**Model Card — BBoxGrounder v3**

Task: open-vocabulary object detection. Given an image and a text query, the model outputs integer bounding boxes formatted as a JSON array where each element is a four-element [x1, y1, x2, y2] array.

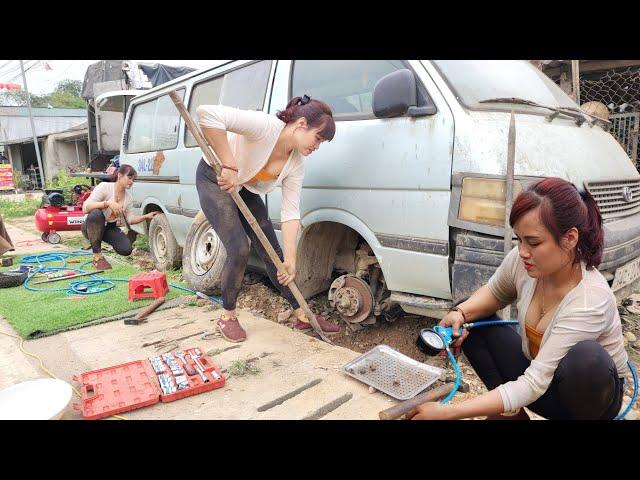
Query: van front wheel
[[181, 211, 226, 295], [149, 212, 182, 271]]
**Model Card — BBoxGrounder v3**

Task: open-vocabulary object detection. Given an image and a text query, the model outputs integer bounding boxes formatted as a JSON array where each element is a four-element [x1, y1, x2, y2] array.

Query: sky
[[0, 60, 226, 95]]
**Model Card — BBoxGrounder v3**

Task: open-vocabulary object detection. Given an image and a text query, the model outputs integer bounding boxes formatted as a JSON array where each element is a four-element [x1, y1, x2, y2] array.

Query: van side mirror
[[373, 69, 437, 118]]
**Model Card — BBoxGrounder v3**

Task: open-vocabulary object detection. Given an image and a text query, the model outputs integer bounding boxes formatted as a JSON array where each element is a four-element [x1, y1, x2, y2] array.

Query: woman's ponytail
[[577, 188, 604, 269]]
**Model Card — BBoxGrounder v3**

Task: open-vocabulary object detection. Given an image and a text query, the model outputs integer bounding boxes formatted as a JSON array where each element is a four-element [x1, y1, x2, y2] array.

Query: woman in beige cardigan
[[195, 96, 339, 342], [408, 178, 630, 420]]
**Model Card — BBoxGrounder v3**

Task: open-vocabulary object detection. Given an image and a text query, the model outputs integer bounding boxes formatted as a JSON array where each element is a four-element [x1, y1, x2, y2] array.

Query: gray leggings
[[195, 159, 299, 311], [81, 209, 133, 256]]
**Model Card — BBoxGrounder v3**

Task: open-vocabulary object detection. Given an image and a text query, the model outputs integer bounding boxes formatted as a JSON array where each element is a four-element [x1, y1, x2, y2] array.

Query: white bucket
[[0, 378, 73, 420]]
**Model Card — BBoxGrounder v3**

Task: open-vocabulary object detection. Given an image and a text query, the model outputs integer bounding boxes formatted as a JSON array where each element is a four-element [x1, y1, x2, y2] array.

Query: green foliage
[[227, 359, 261, 377], [46, 169, 80, 202], [0, 197, 40, 218], [12, 167, 26, 191], [0, 79, 85, 109], [133, 234, 150, 252]]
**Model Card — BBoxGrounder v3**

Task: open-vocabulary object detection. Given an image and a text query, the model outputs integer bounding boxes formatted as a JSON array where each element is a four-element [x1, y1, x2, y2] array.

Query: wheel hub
[[191, 222, 222, 276], [328, 274, 374, 323]]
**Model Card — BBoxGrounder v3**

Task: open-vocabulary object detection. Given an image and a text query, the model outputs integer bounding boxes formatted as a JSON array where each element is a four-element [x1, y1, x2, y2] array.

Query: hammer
[[124, 297, 165, 325], [378, 380, 470, 420]]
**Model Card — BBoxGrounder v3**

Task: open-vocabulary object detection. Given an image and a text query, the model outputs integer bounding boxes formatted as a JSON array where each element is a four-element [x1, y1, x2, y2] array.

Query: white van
[[118, 60, 640, 326]]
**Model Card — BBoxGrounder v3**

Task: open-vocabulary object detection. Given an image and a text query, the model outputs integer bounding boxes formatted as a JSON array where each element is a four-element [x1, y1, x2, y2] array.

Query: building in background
[[0, 106, 87, 189]]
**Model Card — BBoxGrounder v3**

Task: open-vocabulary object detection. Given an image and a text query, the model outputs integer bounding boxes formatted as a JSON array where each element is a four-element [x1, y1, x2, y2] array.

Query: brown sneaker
[[485, 408, 530, 420], [93, 255, 112, 270], [216, 316, 247, 343], [294, 314, 341, 334]]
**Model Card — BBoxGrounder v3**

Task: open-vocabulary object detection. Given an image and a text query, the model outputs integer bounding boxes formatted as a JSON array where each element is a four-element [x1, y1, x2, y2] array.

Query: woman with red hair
[[408, 177, 630, 420]]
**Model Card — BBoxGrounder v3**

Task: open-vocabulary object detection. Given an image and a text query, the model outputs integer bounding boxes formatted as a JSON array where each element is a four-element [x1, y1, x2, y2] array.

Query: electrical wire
[[2, 250, 224, 419], [0, 329, 126, 420], [6, 61, 43, 84]]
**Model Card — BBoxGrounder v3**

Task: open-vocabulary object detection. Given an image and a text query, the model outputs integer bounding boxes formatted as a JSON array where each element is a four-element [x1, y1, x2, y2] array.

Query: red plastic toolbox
[[73, 347, 225, 420]]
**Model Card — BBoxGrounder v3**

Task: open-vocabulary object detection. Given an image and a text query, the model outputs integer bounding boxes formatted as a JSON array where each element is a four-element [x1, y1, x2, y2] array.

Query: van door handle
[[408, 105, 437, 117]]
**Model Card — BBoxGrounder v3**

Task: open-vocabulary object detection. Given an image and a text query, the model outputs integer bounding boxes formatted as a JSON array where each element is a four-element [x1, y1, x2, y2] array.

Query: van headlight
[[458, 177, 522, 226]]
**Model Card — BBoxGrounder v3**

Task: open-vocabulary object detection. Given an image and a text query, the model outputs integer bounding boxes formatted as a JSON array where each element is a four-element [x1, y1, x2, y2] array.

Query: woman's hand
[[406, 401, 451, 420], [277, 259, 296, 286], [217, 168, 238, 192], [438, 309, 469, 348], [144, 211, 159, 221], [108, 200, 123, 217]]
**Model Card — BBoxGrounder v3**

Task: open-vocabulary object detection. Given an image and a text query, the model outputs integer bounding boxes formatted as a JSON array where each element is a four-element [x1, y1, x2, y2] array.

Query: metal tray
[[343, 345, 444, 400]]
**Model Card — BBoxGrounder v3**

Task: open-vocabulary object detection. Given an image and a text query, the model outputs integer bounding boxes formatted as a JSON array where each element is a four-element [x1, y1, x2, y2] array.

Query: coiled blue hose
[[19, 251, 223, 304]]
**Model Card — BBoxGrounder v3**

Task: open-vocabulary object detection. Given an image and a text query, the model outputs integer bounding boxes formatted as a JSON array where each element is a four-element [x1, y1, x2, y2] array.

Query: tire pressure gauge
[[417, 328, 446, 356]]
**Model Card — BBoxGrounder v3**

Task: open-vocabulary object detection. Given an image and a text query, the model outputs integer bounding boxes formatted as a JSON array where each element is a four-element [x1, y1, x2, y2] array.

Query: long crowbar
[[168, 91, 331, 343]]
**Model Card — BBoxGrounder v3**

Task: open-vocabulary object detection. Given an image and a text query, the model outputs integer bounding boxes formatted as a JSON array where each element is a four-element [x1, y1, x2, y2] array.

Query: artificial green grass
[[0, 253, 190, 338]]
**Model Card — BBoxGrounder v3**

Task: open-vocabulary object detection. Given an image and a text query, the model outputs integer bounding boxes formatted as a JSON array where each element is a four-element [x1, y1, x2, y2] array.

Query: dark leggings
[[195, 159, 299, 311], [461, 315, 624, 419], [81, 209, 133, 256]]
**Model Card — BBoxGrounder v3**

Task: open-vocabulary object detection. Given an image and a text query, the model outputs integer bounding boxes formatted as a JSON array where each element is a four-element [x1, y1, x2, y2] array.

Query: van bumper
[[452, 213, 640, 303]]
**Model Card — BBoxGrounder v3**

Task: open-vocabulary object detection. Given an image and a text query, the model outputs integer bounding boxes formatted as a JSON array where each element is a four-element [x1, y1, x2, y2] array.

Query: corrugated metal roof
[[0, 107, 86, 117], [0, 114, 86, 144]]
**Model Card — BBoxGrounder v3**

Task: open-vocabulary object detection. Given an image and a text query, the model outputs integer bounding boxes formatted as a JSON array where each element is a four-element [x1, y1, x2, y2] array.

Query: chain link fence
[[578, 66, 639, 166], [550, 65, 640, 166], [579, 67, 640, 113], [610, 112, 639, 165]]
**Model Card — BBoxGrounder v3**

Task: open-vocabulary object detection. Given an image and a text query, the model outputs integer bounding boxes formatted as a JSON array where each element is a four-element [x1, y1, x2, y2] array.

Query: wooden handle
[[378, 383, 456, 420], [168, 91, 330, 343], [134, 297, 165, 320]]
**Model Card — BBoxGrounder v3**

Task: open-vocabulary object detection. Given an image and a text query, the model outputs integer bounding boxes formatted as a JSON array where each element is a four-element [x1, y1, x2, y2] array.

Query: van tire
[[149, 213, 182, 271], [181, 211, 226, 296]]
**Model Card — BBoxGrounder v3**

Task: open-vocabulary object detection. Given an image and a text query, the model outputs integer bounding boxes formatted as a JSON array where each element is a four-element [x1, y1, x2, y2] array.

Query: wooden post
[[502, 111, 516, 320], [571, 60, 581, 105], [167, 91, 331, 343], [378, 383, 456, 420]]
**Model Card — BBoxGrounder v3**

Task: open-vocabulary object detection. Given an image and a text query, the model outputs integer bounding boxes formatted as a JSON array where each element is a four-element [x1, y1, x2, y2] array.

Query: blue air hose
[[434, 319, 638, 420], [615, 360, 638, 420], [19, 251, 223, 304]]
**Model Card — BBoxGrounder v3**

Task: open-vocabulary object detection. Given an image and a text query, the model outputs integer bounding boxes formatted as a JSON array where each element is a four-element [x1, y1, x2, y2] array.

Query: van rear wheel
[[149, 212, 182, 271], [181, 211, 226, 295]]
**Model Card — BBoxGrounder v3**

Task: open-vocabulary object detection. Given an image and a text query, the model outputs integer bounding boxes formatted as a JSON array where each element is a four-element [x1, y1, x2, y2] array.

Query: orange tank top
[[525, 323, 544, 359], [246, 167, 278, 184]]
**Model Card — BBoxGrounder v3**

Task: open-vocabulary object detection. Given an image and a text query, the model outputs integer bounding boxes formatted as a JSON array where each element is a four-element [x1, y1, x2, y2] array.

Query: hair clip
[[299, 94, 311, 105]]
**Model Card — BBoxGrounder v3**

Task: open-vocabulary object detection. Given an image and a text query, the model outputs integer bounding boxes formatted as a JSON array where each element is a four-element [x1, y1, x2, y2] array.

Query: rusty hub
[[328, 274, 374, 323]]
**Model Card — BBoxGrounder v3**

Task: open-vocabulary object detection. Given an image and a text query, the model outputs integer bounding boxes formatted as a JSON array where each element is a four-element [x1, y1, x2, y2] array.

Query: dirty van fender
[[181, 211, 226, 295], [297, 210, 386, 298]]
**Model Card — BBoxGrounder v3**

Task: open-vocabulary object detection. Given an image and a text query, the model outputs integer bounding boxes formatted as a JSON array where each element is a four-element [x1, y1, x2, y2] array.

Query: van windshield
[[432, 60, 578, 110]]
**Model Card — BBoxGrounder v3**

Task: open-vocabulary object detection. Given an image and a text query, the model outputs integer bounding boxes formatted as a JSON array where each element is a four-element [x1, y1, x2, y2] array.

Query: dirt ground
[[164, 262, 640, 419], [3, 216, 639, 419]]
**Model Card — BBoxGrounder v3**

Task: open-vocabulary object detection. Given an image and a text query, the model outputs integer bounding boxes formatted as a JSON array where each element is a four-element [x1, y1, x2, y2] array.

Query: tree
[[0, 79, 85, 108]]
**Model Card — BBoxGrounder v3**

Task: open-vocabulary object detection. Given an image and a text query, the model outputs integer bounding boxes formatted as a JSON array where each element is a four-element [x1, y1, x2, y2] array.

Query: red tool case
[[72, 347, 225, 420]]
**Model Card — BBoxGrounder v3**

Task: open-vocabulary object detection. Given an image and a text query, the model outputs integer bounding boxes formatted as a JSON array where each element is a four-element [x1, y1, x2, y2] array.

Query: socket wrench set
[[72, 346, 225, 420]]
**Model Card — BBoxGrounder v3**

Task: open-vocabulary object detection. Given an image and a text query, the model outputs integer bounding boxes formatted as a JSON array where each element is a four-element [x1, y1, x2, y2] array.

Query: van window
[[126, 90, 184, 153], [433, 60, 577, 110], [291, 60, 407, 117], [185, 60, 272, 147]]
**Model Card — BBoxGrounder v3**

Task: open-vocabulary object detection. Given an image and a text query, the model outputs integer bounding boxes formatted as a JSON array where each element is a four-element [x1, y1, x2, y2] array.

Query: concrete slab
[[0, 304, 398, 420], [2, 221, 72, 255]]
